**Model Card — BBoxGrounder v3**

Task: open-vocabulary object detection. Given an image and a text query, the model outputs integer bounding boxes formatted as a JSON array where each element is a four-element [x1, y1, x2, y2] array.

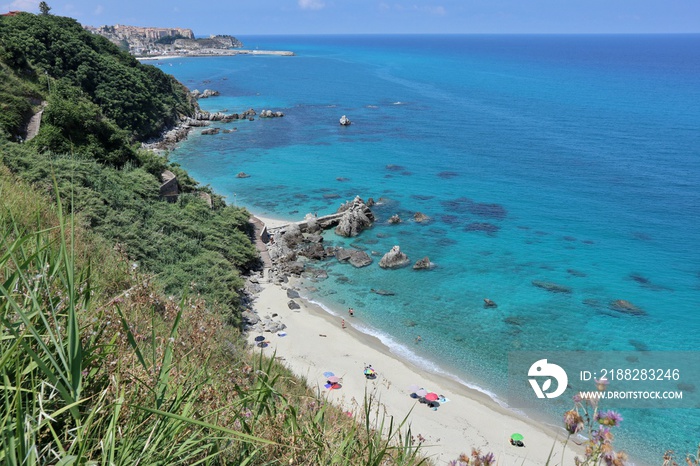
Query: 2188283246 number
[[599, 368, 680, 381]]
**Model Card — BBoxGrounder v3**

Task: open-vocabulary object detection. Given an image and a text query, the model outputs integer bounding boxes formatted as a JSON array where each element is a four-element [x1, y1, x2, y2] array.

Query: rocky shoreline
[[142, 95, 285, 152], [240, 195, 440, 335]]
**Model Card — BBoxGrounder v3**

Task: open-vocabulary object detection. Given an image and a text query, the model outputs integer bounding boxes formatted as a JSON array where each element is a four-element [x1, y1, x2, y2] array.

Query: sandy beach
[[247, 215, 586, 466]]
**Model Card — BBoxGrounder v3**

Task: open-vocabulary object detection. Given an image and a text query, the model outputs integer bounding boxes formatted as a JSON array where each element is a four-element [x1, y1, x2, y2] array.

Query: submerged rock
[[609, 299, 646, 316], [371, 288, 395, 296], [483, 298, 498, 308], [531, 280, 572, 294]]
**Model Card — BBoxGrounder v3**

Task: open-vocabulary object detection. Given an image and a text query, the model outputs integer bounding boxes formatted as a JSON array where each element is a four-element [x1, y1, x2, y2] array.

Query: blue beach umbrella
[[323, 371, 335, 378]]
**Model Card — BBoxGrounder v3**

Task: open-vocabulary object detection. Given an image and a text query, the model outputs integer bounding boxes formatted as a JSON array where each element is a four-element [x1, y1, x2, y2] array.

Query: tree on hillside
[[39, 2, 51, 15]]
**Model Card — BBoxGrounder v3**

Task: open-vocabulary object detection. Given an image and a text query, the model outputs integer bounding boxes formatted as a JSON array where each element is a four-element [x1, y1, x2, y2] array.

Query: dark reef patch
[[439, 214, 463, 225], [428, 227, 447, 235], [438, 237, 458, 247], [385, 164, 406, 172], [632, 232, 652, 241], [411, 194, 435, 201], [441, 197, 507, 219], [465, 222, 500, 235], [437, 171, 459, 179]]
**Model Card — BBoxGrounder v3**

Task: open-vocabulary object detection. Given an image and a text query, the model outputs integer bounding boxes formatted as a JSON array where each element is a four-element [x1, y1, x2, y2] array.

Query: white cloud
[[298, 0, 325, 10], [390, 3, 446, 16], [94, 4, 104, 15], [1, 0, 39, 12]]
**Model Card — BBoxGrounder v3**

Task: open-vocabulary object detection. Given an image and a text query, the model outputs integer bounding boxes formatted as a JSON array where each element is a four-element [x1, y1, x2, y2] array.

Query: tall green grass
[[0, 175, 429, 465]]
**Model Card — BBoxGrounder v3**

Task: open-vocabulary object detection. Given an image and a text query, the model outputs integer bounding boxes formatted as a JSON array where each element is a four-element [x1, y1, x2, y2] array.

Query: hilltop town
[[84, 24, 244, 56]]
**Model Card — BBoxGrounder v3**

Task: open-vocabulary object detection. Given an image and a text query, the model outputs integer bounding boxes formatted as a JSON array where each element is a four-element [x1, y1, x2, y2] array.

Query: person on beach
[[341, 318, 346, 329]]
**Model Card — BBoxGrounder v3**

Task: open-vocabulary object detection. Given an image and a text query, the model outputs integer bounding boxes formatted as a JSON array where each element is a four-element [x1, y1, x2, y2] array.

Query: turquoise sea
[[162, 35, 700, 462]]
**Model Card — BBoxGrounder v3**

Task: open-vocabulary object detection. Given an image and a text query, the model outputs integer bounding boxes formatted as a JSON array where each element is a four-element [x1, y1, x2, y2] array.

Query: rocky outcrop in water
[[260, 109, 285, 118], [339, 115, 351, 126], [413, 256, 433, 270], [335, 196, 375, 237], [414, 212, 430, 223], [191, 89, 220, 99], [388, 214, 401, 224], [335, 248, 373, 268], [379, 245, 410, 269]]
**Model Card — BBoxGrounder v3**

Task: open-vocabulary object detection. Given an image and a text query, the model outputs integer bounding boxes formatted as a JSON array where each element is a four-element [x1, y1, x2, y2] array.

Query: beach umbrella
[[328, 375, 341, 383], [425, 392, 439, 401], [511, 433, 524, 442], [323, 371, 335, 378], [254, 336, 265, 342], [407, 384, 421, 393], [416, 389, 428, 397]]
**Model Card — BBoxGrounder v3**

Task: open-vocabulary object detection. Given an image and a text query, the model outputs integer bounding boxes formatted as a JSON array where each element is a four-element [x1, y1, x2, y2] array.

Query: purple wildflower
[[596, 410, 623, 427]]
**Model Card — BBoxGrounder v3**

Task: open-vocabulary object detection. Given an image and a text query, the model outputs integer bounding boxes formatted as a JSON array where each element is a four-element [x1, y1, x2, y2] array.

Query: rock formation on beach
[[379, 246, 410, 269]]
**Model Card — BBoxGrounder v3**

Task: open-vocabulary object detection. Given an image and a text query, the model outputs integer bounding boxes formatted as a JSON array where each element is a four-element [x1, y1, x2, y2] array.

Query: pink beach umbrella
[[415, 389, 428, 397], [327, 375, 341, 384], [425, 392, 439, 401]]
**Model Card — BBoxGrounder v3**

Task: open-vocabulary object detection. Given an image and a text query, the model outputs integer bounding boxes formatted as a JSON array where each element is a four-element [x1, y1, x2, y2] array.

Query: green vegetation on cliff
[[0, 12, 257, 321], [0, 11, 196, 156]]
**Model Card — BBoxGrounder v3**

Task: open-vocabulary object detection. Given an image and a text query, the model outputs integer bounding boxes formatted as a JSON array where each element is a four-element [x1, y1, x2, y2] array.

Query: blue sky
[[3, 0, 700, 35]]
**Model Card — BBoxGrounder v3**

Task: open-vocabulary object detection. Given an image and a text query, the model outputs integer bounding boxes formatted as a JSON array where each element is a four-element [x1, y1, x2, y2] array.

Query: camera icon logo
[[528, 359, 568, 399]]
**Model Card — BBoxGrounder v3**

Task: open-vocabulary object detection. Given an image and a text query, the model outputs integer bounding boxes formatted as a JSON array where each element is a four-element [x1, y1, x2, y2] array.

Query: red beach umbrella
[[425, 393, 439, 401]]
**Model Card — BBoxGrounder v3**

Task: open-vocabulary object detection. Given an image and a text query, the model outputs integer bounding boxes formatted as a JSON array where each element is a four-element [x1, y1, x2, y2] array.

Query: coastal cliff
[[84, 23, 243, 56]]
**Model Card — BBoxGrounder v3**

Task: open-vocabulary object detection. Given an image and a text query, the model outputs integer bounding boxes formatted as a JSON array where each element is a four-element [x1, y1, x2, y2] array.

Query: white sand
[[246, 214, 586, 465]]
